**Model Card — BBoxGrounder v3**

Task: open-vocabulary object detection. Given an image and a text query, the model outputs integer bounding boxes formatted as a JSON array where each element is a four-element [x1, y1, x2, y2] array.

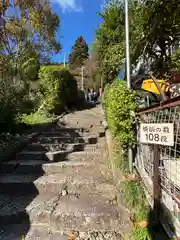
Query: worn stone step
[[1, 149, 107, 174], [63, 116, 102, 125], [44, 127, 84, 133], [0, 223, 124, 240], [0, 168, 111, 196], [25, 142, 100, 152], [65, 150, 107, 163], [15, 148, 105, 163], [36, 135, 98, 144], [25, 225, 124, 240], [17, 141, 106, 162], [0, 160, 94, 174], [16, 151, 48, 161], [0, 191, 131, 234], [41, 131, 84, 138], [41, 130, 105, 138], [0, 223, 70, 240]]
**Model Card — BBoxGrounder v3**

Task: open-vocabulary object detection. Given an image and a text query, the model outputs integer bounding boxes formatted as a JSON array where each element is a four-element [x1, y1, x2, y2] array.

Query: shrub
[[103, 80, 137, 151], [39, 67, 78, 114], [21, 111, 52, 125], [58, 69, 78, 108], [76, 90, 85, 106], [0, 81, 23, 133], [0, 100, 17, 132], [39, 66, 63, 114]]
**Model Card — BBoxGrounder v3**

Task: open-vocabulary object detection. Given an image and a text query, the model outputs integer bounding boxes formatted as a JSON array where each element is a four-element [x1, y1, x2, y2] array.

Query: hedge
[[39, 67, 78, 114], [102, 80, 137, 151]]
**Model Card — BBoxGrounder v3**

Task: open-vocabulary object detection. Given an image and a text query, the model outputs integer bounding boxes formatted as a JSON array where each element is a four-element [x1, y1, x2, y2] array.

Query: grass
[[0, 111, 52, 152], [111, 140, 169, 240]]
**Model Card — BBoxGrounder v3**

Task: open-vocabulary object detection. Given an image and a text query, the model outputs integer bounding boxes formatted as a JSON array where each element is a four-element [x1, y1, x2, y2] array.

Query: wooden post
[[153, 144, 161, 226]]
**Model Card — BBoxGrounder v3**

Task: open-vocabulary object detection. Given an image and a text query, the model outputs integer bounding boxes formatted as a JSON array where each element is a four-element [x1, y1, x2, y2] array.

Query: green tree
[[138, 0, 180, 76], [0, 0, 61, 131], [94, 0, 180, 80], [69, 36, 89, 68]]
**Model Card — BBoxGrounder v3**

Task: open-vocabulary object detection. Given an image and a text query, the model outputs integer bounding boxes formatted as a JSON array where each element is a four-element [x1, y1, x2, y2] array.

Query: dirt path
[[0, 105, 132, 240]]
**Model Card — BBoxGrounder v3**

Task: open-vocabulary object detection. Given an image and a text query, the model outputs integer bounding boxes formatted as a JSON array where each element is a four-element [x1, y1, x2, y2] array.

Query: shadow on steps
[[0, 118, 94, 239]]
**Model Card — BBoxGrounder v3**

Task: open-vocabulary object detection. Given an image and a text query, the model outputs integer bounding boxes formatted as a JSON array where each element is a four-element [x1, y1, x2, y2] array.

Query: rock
[[61, 189, 68, 196], [79, 232, 85, 239]]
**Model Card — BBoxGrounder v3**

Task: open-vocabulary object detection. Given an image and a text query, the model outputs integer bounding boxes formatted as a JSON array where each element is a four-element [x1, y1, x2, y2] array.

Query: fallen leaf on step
[[126, 174, 140, 182], [68, 231, 79, 240], [134, 220, 148, 228], [68, 232, 75, 240]]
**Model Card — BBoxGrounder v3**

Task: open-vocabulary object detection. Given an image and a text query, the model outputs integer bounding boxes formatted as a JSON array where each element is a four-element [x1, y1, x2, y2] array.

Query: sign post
[[140, 123, 174, 226]]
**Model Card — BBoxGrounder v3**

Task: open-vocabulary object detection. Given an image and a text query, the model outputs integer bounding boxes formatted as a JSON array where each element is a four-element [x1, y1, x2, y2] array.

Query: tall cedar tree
[[69, 36, 89, 68]]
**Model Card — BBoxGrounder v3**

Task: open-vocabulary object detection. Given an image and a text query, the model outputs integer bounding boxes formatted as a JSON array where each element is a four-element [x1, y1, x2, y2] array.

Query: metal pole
[[125, 0, 131, 89], [153, 145, 161, 227], [125, 0, 133, 172]]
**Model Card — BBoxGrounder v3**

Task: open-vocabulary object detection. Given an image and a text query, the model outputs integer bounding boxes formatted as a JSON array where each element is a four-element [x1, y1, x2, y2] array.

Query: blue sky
[[51, 0, 104, 63]]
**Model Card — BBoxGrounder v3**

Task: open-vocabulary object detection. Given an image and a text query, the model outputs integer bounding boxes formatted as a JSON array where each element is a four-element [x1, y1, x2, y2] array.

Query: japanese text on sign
[[140, 123, 174, 146]]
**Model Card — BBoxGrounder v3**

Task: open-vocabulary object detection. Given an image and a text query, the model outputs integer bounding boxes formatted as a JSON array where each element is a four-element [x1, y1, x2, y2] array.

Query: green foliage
[[170, 49, 180, 74], [0, 79, 24, 133], [39, 67, 64, 114], [42, 64, 67, 70], [103, 80, 137, 150], [93, 2, 125, 83], [21, 111, 52, 125], [69, 36, 89, 68], [39, 67, 78, 114], [0, 1, 61, 132], [102, 43, 125, 83], [76, 90, 85, 106], [93, 0, 180, 81], [0, 101, 17, 132], [59, 69, 78, 108]]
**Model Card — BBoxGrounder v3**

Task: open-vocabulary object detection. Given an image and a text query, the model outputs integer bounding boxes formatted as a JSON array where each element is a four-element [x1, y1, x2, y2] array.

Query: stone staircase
[[0, 106, 132, 240]]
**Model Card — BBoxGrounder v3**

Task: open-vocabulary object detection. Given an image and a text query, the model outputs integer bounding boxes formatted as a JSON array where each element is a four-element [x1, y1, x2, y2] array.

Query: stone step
[[15, 149, 105, 163], [44, 127, 85, 133], [41, 130, 105, 138], [0, 168, 111, 196], [0, 160, 94, 174], [0, 191, 131, 234], [52, 126, 91, 133], [16, 151, 48, 161], [36, 135, 98, 144], [41, 130, 85, 138], [16, 141, 106, 162], [24, 224, 123, 240], [60, 122, 103, 131], [25, 142, 101, 152], [0, 223, 71, 240], [1, 150, 107, 174], [25, 143, 81, 152], [0, 223, 124, 240]]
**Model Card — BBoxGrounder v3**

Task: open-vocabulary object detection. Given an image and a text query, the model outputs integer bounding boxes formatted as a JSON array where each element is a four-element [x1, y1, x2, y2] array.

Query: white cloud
[[52, 0, 83, 12]]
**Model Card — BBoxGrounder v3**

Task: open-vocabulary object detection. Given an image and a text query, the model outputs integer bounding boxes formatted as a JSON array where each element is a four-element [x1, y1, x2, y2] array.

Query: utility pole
[[125, 0, 133, 172], [81, 66, 84, 91], [125, 0, 131, 89]]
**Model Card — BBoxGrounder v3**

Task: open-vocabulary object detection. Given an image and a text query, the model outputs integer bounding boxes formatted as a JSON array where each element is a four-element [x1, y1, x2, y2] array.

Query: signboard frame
[[140, 123, 174, 146]]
